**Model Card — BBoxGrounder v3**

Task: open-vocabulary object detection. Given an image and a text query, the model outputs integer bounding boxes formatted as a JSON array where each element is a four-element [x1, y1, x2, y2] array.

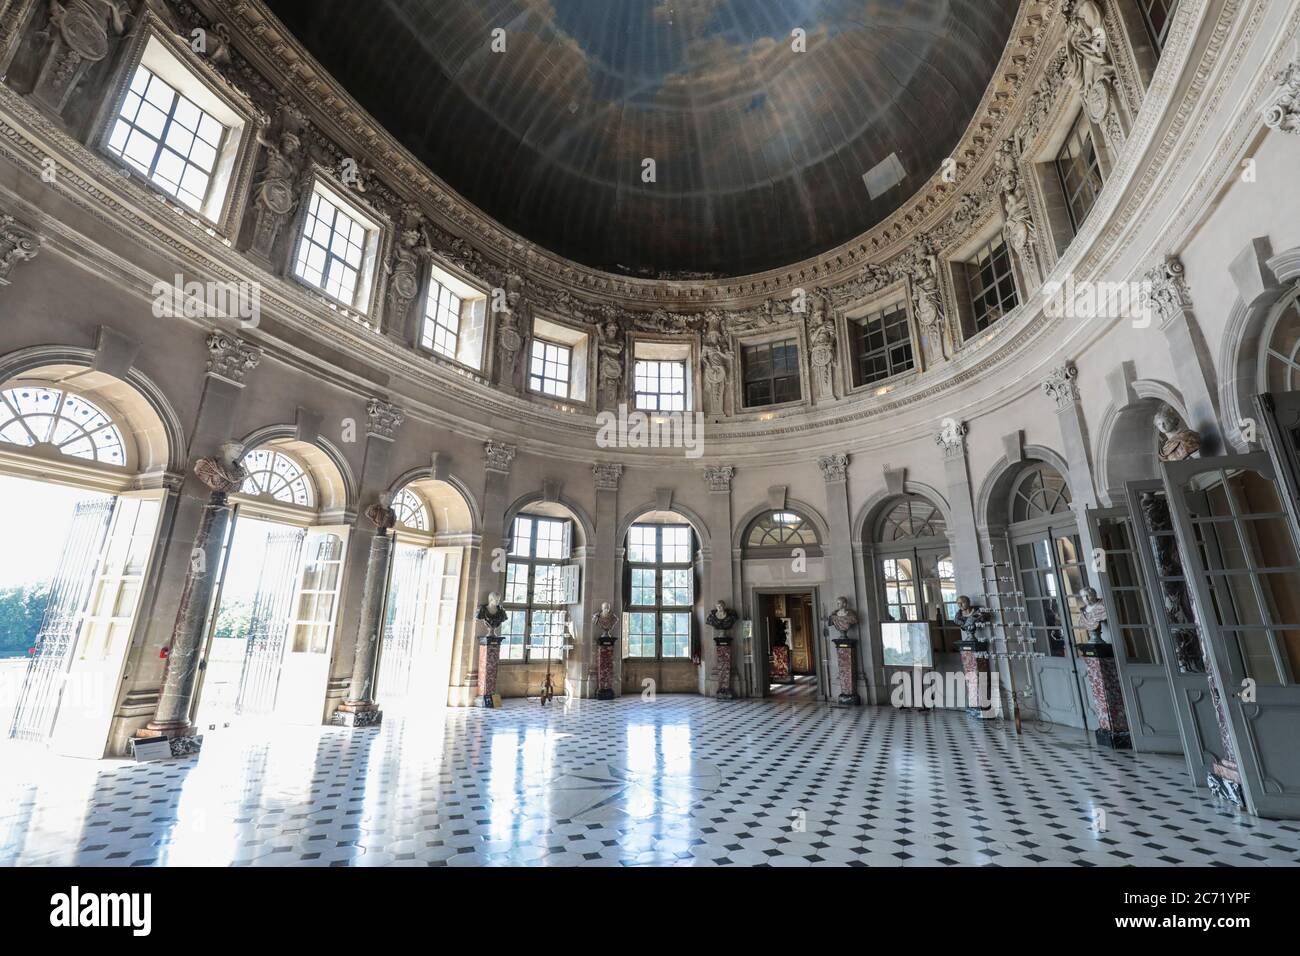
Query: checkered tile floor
[[2, 696, 1298, 866]]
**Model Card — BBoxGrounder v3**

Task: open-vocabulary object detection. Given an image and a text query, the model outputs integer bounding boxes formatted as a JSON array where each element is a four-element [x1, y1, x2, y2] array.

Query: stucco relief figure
[[592, 601, 620, 638], [1079, 587, 1108, 642], [700, 310, 732, 416], [1063, 0, 1118, 128], [44, 0, 128, 69], [808, 294, 836, 401], [994, 139, 1036, 259], [827, 596, 858, 635], [384, 225, 431, 336], [494, 274, 526, 386], [597, 316, 625, 407], [475, 592, 508, 637], [909, 247, 950, 366], [706, 600, 738, 633], [249, 125, 303, 259], [1154, 404, 1202, 462]]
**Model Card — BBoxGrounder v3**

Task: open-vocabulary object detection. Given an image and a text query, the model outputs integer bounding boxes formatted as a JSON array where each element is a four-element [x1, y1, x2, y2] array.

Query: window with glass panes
[[421, 277, 462, 359], [850, 304, 913, 387], [529, 339, 572, 398], [625, 524, 694, 659], [965, 235, 1019, 331], [293, 185, 371, 306], [107, 65, 226, 213], [1055, 112, 1105, 233], [634, 360, 687, 411], [501, 515, 573, 661], [742, 339, 801, 407], [875, 496, 959, 650], [1139, 0, 1177, 53]]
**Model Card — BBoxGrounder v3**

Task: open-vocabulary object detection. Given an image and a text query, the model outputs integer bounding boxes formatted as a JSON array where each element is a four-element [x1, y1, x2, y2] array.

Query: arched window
[[1261, 289, 1300, 394], [872, 495, 956, 642], [392, 487, 428, 531], [0, 385, 126, 466], [878, 496, 947, 541], [746, 511, 819, 550], [1010, 464, 1072, 523], [240, 448, 314, 506]]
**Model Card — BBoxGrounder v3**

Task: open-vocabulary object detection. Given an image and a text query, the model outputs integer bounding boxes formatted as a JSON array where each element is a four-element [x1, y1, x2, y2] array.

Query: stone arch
[[733, 497, 831, 555], [974, 444, 1073, 532], [1092, 380, 1187, 506], [236, 424, 356, 516], [387, 466, 482, 536], [851, 482, 952, 547], [0, 345, 185, 478], [503, 491, 595, 550], [617, 500, 711, 554]]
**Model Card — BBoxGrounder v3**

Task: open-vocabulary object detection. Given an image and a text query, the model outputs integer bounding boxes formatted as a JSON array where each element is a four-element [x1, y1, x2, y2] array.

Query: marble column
[[819, 453, 862, 705], [596, 633, 617, 700], [714, 634, 735, 700], [333, 498, 397, 728], [135, 445, 247, 755], [1079, 643, 1130, 749]]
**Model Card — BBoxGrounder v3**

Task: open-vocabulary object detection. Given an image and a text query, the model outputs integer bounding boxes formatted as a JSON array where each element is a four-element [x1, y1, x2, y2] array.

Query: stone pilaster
[[1079, 643, 1130, 749], [1143, 256, 1222, 449], [701, 465, 736, 697], [134, 444, 248, 755], [588, 463, 623, 698], [934, 420, 982, 595], [1040, 361, 1101, 563], [333, 498, 397, 727], [819, 453, 862, 705]]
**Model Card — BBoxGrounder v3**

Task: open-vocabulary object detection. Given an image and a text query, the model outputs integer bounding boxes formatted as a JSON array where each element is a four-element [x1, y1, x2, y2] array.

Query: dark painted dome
[[265, 0, 1019, 278]]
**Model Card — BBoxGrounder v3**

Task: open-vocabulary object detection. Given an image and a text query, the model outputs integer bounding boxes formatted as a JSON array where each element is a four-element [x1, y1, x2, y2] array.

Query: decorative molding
[[365, 398, 405, 441], [702, 465, 735, 493], [484, 440, 517, 475], [1143, 255, 1194, 328], [592, 462, 623, 492], [0, 211, 39, 285], [1041, 362, 1081, 410], [1263, 57, 1300, 134], [935, 421, 969, 460], [818, 453, 850, 483], [204, 331, 261, 386]]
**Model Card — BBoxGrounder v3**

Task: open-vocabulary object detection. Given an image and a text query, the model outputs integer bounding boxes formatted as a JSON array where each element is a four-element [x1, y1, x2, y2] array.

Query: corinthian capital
[[484, 440, 517, 474], [205, 332, 262, 386], [592, 463, 623, 491], [0, 214, 40, 286], [1142, 255, 1193, 328], [1264, 59, 1300, 135], [818, 453, 850, 483], [1041, 362, 1080, 411], [703, 465, 735, 493], [935, 420, 968, 459], [365, 399, 405, 441]]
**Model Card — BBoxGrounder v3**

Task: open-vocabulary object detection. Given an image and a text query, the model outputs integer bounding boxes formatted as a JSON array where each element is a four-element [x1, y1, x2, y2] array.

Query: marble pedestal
[[831, 636, 860, 705], [956, 638, 995, 719], [714, 636, 735, 700], [1079, 643, 1130, 749], [596, 634, 616, 700], [477, 635, 503, 708]]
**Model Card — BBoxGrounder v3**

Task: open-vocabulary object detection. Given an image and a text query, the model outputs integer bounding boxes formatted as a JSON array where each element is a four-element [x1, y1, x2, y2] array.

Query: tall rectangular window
[[529, 339, 572, 398], [293, 184, 373, 306], [421, 278, 462, 359], [742, 339, 801, 408], [107, 65, 226, 213], [501, 515, 574, 662], [634, 360, 686, 411], [965, 235, 1019, 332], [625, 524, 694, 660], [1139, 0, 1177, 54], [850, 304, 913, 387], [1055, 112, 1105, 233]]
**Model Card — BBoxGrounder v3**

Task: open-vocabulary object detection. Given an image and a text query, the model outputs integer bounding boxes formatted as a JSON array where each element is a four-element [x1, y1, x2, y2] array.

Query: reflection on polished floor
[[2, 697, 1298, 867]]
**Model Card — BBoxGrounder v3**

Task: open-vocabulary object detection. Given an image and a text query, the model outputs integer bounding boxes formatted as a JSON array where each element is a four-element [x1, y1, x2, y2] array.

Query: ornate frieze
[[818, 453, 850, 483], [1040, 361, 1081, 410], [1143, 255, 1193, 328], [365, 398, 404, 441], [484, 440, 517, 474], [702, 465, 735, 493], [592, 462, 623, 492], [205, 331, 261, 386], [1263, 58, 1300, 134], [0, 212, 39, 285]]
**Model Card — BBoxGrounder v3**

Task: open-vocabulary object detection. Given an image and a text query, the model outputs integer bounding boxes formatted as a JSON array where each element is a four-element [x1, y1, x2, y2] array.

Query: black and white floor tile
[[2, 696, 1297, 867]]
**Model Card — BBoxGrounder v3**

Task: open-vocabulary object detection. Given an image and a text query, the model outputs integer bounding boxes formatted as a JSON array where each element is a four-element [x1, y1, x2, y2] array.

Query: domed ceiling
[[265, 0, 1020, 279]]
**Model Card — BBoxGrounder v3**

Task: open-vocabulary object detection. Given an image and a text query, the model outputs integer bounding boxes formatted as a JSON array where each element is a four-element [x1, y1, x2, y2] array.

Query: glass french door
[[376, 542, 431, 708], [1010, 527, 1095, 731], [1162, 450, 1300, 818], [275, 526, 348, 725], [235, 527, 306, 716], [1085, 506, 1182, 753]]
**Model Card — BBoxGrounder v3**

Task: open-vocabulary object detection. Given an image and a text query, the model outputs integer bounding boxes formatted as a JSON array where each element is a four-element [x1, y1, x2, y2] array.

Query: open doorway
[[759, 591, 818, 701]]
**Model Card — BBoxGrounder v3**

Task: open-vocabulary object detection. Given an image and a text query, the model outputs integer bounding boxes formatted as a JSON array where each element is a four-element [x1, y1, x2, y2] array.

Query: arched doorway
[[620, 509, 700, 696], [373, 478, 473, 712], [999, 462, 1095, 732], [192, 438, 350, 731], [740, 507, 826, 700], [0, 368, 172, 757]]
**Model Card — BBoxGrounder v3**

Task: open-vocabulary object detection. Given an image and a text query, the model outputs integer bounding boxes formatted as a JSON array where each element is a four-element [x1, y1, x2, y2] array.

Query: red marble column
[[596, 635, 616, 700], [831, 637, 860, 705], [1079, 643, 1130, 749], [956, 639, 995, 719], [715, 637, 735, 700], [477, 637, 502, 708]]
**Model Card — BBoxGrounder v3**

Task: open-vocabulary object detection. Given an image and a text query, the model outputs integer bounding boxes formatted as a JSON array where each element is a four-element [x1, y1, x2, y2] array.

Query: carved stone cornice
[[1143, 255, 1193, 329], [205, 331, 261, 386], [484, 440, 517, 475], [1040, 362, 1081, 411], [818, 453, 850, 483], [703, 465, 735, 493], [592, 463, 623, 492], [935, 421, 969, 460], [365, 398, 404, 441], [1263, 58, 1300, 134], [0, 211, 39, 285]]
